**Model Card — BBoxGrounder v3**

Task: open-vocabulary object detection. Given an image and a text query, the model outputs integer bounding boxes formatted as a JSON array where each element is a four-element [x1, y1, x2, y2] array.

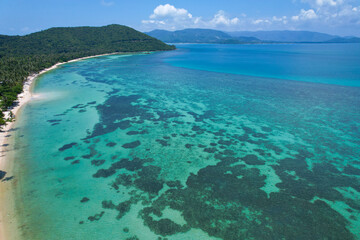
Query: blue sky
[[1, 0, 360, 36]]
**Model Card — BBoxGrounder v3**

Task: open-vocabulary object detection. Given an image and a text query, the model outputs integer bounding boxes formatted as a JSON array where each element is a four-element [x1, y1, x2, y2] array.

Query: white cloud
[[141, 20, 166, 25], [142, 4, 195, 30], [303, 0, 343, 7], [101, 0, 114, 7], [210, 10, 240, 26], [272, 16, 288, 24], [142, 5, 241, 30], [315, 0, 341, 6], [150, 4, 192, 20], [252, 19, 271, 25], [292, 9, 318, 21]]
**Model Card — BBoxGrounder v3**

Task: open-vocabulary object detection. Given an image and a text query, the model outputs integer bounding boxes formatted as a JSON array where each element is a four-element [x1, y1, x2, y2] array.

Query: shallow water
[[8, 45, 360, 240]]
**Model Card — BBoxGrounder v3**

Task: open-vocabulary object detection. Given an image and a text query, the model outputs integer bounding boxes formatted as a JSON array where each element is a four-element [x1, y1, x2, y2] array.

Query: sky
[[1, 0, 360, 36]]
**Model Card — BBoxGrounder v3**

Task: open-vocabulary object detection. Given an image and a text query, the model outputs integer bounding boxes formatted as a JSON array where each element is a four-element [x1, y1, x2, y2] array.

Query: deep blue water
[[166, 43, 360, 87], [5, 44, 360, 240]]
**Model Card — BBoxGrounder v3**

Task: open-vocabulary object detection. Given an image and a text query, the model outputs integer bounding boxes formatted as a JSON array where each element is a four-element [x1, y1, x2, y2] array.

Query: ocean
[[8, 43, 360, 239]]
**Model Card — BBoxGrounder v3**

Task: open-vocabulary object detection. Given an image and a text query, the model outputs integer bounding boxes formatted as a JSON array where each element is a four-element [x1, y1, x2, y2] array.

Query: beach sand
[[0, 52, 123, 240]]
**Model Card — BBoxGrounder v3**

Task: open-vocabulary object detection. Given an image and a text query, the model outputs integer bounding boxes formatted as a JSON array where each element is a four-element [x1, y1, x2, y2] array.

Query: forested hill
[[0, 25, 175, 57], [0, 24, 175, 126]]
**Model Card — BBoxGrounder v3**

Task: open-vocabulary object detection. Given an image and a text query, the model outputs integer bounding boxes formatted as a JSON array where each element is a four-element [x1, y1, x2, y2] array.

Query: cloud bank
[[142, 4, 242, 30], [141, 2, 360, 35]]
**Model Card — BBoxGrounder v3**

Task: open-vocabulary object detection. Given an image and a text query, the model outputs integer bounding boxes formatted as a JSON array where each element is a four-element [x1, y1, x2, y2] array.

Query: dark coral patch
[[126, 130, 148, 135], [126, 236, 139, 240], [191, 126, 205, 134], [188, 110, 215, 122], [185, 144, 194, 149], [72, 104, 86, 109], [166, 180, 183, 189], [204, 147, 217, 153], [273, 155, 360, 205], [252, 132, 268, 139], [93, 168, 116, 178], [106, 142, 117, 147], [71, 160, 80, 165], [0, 170, 6, 180], [80, 197, 90, 203], [213, 130, 226, 136], [134, 166, 164, 194], [82, 145, 98, 159], [93, 158, 152, 178], [223, 149, 236, 155], [242, 155, 265, 165], [88, 211, 105, 221], [156, 139, 169, 147], [58, 142, 77, 151], [2, 176, 14, 182], [146, 218, 186, 236], [102, 200, 132, 220], [343, 165, 360, 175], [122, 140, 141, 149], [155, 110, 182, 122], [261, 126, 272, 132], [144, 155, 355, 240], [254, 148, 266, 156], [91, 159, 105, 166], [87, 95, 153, 139], [218, 139, 233, 146], [112, 174, 133, 189], [140, 207, 189, 236], [47, 119, 61, 123], [127, 131, 138, 135]]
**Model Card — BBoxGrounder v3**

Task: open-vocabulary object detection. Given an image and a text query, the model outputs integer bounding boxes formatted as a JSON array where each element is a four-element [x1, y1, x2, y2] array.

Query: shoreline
[[0, 51, 125, 240]]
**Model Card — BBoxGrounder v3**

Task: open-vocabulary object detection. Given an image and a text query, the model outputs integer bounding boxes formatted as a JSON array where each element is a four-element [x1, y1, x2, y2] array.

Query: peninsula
[[0, 24, 175, 126]]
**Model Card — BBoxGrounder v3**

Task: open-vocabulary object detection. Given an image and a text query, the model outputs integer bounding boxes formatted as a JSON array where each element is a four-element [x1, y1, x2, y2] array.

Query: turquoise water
[[6, 44, 360, 239], [167, 43, 360, 87]]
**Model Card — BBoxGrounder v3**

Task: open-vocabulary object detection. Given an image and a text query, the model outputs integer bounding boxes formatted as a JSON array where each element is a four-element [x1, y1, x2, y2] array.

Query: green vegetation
[[0, 24, 175, 127]]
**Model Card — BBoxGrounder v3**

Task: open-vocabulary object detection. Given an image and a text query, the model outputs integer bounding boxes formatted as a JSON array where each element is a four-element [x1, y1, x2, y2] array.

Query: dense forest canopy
[[0, 24, 175, 126]]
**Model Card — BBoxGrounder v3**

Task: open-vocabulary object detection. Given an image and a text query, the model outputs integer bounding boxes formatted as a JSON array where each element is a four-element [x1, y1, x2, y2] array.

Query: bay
[[8, 44, 360, 239]]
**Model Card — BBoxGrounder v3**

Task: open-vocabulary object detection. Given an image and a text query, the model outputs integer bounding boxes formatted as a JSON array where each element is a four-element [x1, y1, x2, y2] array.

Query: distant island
[[0, 24, 175, 126], [146, 28, 360, 44]]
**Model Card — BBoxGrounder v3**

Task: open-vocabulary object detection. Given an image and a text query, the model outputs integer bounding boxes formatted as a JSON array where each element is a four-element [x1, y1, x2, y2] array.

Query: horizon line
[[2, 24, 359, 38]]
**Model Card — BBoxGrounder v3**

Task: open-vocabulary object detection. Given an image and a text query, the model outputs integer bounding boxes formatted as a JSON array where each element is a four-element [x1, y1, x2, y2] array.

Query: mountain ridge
[[146, 28, 360, 44], [146, 29, 261, 44]]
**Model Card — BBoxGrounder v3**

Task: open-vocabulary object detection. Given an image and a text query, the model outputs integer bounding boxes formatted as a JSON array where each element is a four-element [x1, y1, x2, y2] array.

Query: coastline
[[0, 51, 124, 240]]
